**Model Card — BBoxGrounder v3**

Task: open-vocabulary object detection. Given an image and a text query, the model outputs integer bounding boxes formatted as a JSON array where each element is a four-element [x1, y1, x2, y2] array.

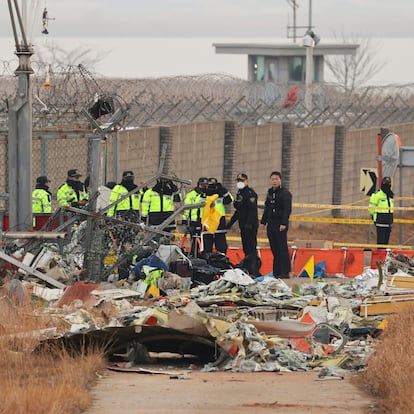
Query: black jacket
[[228, 186, 258, 228], [261, 186, 292, 227]]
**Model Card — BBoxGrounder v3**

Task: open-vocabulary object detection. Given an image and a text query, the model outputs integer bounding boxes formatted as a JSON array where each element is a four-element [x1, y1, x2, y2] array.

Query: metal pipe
[[0, 251, 65, 289], [7, 0, 19, 47], [12, 0, 29, 48], [2, 231, 66, 239]]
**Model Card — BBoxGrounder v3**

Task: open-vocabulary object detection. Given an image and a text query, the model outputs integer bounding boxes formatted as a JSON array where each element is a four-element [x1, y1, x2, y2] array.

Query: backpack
[[236, 254, 262, 277], [192, 264, 221, 285], [204, 252, 234, 270], [169, 259, 193, 278]]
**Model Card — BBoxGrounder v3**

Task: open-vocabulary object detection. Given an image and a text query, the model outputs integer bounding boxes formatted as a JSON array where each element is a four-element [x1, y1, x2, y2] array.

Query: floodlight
[[302, 30, 320, 47]]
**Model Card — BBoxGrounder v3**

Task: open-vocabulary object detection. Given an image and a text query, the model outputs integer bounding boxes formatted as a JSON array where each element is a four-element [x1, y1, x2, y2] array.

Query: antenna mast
[[286, 0, 313, 42]]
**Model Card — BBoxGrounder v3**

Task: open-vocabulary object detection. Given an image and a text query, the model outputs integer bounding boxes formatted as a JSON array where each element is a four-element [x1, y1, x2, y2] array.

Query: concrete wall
[[168, 122, 226, 185], [113, 127, 160, 183], [233, 123, 283, 198], [290, 125, 337, 206]]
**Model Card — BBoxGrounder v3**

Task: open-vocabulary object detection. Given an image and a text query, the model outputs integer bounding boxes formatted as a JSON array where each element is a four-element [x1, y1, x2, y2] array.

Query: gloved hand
[[168, 181, 178, 193], [216, 183, 227, 197]]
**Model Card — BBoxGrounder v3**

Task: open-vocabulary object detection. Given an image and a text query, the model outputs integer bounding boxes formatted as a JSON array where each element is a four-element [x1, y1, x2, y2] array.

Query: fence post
[[159, 127, 173, 174], [332, 125, 345, 218], [223, 121, 236, 196], [281, 122, 294, 189]]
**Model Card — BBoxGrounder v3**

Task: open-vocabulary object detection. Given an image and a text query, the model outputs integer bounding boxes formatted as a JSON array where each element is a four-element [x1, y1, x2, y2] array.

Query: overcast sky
[[1, 0, 414, 40]]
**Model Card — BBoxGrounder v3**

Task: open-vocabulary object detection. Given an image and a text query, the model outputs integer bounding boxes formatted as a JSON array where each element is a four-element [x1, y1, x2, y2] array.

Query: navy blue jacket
[[261, 186, 292, 227]]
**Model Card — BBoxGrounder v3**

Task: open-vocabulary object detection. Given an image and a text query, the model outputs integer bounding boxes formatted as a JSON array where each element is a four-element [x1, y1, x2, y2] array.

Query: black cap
[[36, 175, 50, 185], [122, 170, 134, 178], [236, 173, 248, 181], [208, 177, 218, 184], [67, 169, 82, 178], [197, 177, 209, 185], [382, 176, 392, 185]]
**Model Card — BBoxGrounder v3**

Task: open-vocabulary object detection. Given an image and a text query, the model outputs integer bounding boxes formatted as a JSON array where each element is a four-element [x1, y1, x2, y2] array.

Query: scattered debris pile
[[4, 232, 411, 378]]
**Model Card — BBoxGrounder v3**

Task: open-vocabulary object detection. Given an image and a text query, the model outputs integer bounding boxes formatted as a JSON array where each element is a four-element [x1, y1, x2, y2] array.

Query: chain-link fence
[[1, 60, 414, 130]]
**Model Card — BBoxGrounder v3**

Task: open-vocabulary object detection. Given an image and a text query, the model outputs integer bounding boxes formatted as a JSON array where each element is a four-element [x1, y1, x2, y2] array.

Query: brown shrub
[[362, 305, 414, 413]]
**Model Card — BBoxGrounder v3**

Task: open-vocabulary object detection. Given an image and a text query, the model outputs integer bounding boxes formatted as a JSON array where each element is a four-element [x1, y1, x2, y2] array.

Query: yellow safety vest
[[108, 184, 142, 217], [369, 189, 394, 223], [183, 189, 205, 222], [32, 188, 52, 213], [141, 189, 175, 216], [57, 182, 88, 207]]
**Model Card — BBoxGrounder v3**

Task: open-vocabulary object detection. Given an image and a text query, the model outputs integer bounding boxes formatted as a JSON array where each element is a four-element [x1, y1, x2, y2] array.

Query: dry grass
[[0, 289, 107, 414], [362, 305, 414, 413]]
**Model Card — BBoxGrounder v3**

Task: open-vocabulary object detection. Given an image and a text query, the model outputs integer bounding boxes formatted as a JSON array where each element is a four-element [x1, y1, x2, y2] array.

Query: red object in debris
[[145, 316, 159, 326], [57, 281, 100, 307], [226, 343, 239, 356]]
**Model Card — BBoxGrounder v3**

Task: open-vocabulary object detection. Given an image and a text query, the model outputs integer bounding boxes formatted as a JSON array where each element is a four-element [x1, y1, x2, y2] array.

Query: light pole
[[302, 30, 320, 112], [7, 0, 34, 230]]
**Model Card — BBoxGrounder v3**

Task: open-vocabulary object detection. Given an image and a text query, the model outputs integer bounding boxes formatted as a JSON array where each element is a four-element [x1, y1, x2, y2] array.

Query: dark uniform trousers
[[240, 225, 258, 257], [376, 224, 392, 245], [267, 223, 290, 277], [202, 216, 228, 254]]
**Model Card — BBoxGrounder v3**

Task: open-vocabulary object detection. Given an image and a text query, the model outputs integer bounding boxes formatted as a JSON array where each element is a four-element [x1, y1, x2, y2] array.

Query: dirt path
[[84, 369, 377, 414]]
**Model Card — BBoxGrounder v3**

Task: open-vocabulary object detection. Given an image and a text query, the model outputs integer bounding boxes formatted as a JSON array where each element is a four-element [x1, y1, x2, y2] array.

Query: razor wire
[[2, 59, 414, 129]]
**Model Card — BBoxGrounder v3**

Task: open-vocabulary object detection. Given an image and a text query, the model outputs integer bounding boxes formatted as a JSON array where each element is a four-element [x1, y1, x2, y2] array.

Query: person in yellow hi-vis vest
[[141, 178, 181, 232], [369, 176, 394, 245], [181, 177, 209, 256], [108, 171, 142, 222], [32, 175, 52, 228], [57, 169, 88, 208], [201, 178, 233, 254], [32, 176, 52, 214]]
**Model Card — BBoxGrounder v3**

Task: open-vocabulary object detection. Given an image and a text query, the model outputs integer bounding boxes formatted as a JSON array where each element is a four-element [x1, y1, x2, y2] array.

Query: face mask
[[237, 181, 245, 190]]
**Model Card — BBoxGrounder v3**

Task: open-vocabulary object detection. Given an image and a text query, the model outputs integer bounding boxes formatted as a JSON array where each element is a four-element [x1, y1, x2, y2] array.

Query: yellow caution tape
[[290, 216, 414, 225], [292, 203, 414, 211], [223, 215, 414, 225]]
